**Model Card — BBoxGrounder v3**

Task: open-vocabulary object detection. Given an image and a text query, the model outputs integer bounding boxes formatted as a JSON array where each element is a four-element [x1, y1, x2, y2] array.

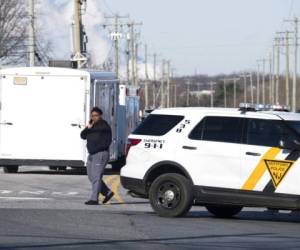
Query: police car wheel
[[3, 165, 19, 173], [149, 173, 193, 217], [206, 205, 243, 218]]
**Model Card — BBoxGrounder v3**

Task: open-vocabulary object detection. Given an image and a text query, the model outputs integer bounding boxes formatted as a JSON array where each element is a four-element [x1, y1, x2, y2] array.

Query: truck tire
[[206, 205, 243, 218], [3, 165, 19, 173], [149, 173, 193, 217]]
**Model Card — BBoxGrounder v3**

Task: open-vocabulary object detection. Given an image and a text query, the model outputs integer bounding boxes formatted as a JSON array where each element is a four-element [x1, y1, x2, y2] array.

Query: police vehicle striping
[[242, 147, 281, 191]]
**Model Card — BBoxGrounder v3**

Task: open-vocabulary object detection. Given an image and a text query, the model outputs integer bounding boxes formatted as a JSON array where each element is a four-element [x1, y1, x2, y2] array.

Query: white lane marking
[[51, 191, 79, 196], [0, 190, 13, 194], [19, 190, 45, 195], [0, 197, 52, 201], [0, 190, 80, 196]]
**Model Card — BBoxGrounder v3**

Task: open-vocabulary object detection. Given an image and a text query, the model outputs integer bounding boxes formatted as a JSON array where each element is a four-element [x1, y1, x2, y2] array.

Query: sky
[[43, 0, 300, 76]]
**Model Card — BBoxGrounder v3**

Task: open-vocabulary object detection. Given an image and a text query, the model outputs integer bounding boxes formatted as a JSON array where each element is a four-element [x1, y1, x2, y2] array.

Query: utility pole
[[224, 78, 240, 108], [103, 14, 129, 79], [240, 73, 248, 103], [72, 0, 87, 69], [222, 79, 227, 108], [28, 0, 35, 66], [285, 17, 299, 111], [130, 23, 136, 85], [249, 73, 254, 104], [174, 83, 177, 107], [257, 59, 267, 104], [285, 31, 291, 106], [166, 60, 171, 108], [127, 21, 142, 85], [277, 31, 293, 106], [293, 18, 299, 111], [271, 45, 275, 104], [284, 31, 291, 106], [144, 44, 149, 110], [135, 37, 140, 85], [269, 50, 274, 104], [244, 74, 247, 103], [274, 37, 281, 104], [186, 80, 190, 107], [152, 53, 157, 108], [209, 82, 216, 107], [172, 68, 176, 107], [197, 82, 201, 106], [126, 33, 130, 82], [161, 59, 166, 108], [256, 63, 260, 103]]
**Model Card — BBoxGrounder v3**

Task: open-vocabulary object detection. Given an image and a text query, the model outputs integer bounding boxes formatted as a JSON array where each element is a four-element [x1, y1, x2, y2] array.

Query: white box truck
[[0, 67, 139, 173]]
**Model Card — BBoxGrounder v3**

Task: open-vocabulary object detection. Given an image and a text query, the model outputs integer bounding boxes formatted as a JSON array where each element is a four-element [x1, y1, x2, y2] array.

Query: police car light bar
[[239, 103, 290, 112], [271, 104, 290, 112], [239, 103, 256, 112]]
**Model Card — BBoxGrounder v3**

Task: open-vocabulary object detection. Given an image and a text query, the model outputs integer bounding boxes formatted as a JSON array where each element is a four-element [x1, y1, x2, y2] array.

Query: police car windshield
[[286, 121, 300, 135]]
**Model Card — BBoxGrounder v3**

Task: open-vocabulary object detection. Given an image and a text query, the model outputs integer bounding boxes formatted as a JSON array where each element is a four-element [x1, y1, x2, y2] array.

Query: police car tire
[[206, 205, 243, 218], [149, 173, 193, 217], [3, 165, 19, 173]]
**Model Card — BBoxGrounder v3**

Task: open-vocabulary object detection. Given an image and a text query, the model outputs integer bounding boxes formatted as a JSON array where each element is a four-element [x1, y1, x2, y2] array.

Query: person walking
[[80, 107, 114, 205]]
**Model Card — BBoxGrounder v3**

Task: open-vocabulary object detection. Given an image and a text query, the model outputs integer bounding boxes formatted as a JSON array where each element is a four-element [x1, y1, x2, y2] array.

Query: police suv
[[121, 104, 300, 217]]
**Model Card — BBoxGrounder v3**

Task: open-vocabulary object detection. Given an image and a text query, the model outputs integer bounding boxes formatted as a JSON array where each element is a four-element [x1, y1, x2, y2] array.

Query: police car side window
[[189, 116, 243, 143], [246, 119, 285, 147], [133, 114, 184, 136]]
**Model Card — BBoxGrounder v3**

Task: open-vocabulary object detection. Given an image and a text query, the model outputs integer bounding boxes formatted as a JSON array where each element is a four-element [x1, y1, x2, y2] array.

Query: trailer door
[[92, 80, 118, 161], [0, 74, 87, 162]]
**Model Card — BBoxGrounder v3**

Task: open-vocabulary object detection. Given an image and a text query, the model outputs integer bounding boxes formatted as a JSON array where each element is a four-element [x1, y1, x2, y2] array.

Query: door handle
[[246, 152, 261, 156], [0, 122, 13, 126], [71, 123, 84, 128], [182, 146, 197, 150]]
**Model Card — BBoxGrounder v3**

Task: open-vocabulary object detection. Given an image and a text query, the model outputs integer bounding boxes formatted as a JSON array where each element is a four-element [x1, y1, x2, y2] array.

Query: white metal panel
[[0, 69, 88, 162]]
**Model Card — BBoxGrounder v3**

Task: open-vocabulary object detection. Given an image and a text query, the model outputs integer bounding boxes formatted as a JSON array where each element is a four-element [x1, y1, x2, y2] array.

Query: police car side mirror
[[279, 139, 300, 150]]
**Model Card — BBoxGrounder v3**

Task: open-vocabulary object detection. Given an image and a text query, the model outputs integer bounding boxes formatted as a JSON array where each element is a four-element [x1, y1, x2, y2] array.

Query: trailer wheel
[[111, 156, 126, 171], [3, 165, 19, 173], [49, 166, 67, 171]]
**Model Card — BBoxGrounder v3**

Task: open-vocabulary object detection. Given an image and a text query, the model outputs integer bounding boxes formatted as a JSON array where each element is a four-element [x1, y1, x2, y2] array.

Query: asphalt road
[[0, 166, 300, 250]]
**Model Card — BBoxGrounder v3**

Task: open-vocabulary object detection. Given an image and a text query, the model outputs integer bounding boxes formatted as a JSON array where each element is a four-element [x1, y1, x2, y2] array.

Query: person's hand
[[87, 121, 94, 129]]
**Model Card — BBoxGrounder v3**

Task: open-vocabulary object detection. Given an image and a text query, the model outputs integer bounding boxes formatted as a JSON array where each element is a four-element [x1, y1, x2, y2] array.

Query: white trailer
[[0, 67, 138, 173]]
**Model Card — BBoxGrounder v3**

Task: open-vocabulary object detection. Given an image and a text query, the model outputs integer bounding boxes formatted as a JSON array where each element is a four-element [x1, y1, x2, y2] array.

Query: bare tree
[[0, 0, 53, 66], [0, 0, 28, 65]]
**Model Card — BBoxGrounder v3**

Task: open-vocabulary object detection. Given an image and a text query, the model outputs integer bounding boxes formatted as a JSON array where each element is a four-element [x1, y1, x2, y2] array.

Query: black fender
[[143, 161, 194, 190]]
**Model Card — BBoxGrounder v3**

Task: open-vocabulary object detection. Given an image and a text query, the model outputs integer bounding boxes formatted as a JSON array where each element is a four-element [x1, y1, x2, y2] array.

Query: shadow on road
[[0, 167, 120, 176], [1, 232, 300, 250], [187, 210, 300, 223]]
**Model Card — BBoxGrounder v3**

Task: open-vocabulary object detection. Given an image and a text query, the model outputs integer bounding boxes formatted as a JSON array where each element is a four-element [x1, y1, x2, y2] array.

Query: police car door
[[240, 118, 300, 196], [178, 116, 243, 189]]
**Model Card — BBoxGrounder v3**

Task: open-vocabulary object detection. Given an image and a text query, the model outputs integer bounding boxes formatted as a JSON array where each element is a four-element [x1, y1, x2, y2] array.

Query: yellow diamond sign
[[264, 160, 294, 187]]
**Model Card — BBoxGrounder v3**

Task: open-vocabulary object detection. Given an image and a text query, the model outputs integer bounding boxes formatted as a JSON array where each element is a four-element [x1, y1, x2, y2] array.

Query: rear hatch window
[[133, 114, 184, 136]]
